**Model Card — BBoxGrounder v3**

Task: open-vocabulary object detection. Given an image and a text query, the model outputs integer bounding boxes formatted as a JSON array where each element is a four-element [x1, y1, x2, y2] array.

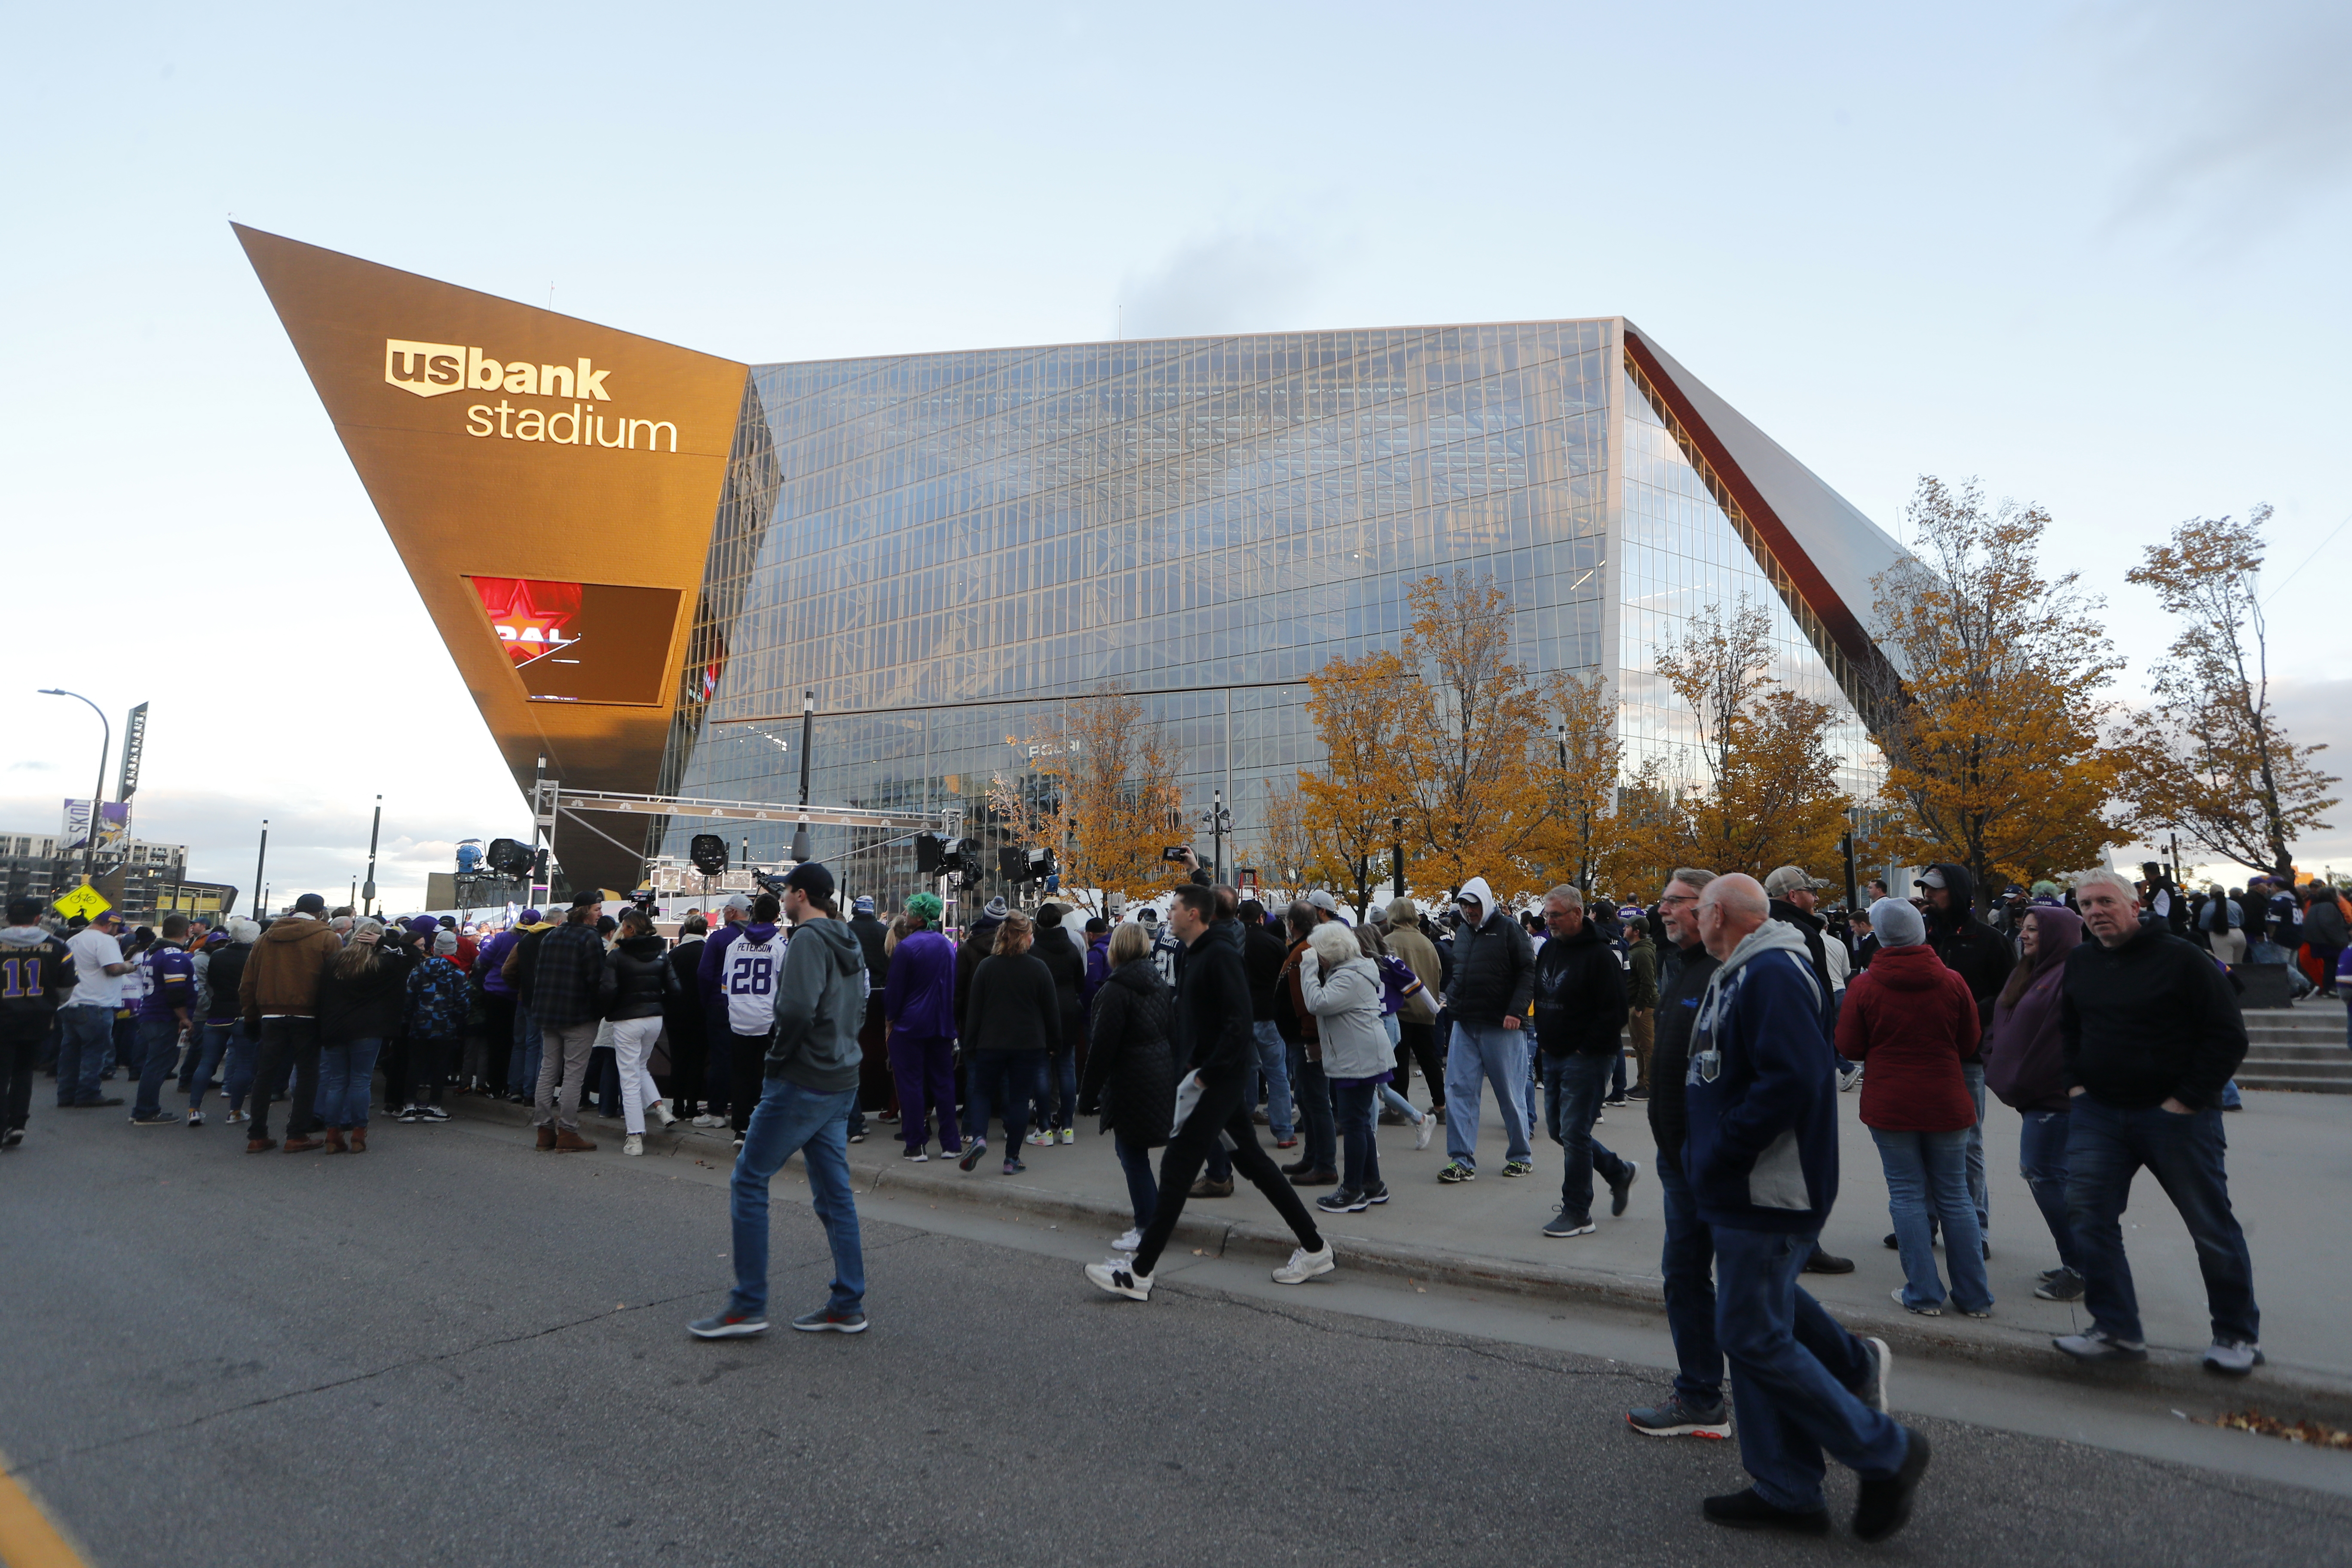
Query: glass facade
[[653, 320, 1879, 911]]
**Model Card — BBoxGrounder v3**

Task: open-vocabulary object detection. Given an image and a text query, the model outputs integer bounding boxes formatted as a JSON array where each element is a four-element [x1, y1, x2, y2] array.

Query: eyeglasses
[[1658, 894, 1697, 907]]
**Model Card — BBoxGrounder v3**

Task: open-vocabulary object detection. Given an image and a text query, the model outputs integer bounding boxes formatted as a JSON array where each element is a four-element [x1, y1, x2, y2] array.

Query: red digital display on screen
[[466, 576, 682, 707]]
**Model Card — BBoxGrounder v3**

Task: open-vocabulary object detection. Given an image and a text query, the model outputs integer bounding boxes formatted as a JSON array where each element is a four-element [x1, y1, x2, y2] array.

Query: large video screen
[[466, 576, 682, 706]]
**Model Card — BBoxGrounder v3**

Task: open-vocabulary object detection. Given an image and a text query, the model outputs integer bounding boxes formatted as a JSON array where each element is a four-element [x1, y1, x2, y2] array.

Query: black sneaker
[[1626, 1393, 1730, 1439], [395, 1106, 425, 1124], [959, 1139, 988, 1172], [1608, 1163, 1638, 1217], [1437, 1160, 1475, 1184], [128, 1109, 181, 1126], [1802, 1245, 1855, 1275], [1853, 1428, 1931, 1543], [2033, 1267, 2086, 1302], [1315, 1188, 1369, 1213], [791, 1306, 868, 1334], [1542, 1209, 1596, 1239], [1499, 1158, 1534, 1178], [1702, 1488, 1828, 1535], [1361, 1182, 1390, 1205]]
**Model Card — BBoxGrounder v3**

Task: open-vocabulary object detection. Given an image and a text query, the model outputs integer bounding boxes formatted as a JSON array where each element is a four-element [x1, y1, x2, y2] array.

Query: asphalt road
[[3, 1107, 2348, 1568]]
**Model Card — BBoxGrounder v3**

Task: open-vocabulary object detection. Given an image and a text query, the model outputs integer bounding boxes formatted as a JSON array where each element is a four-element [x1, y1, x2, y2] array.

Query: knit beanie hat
[[1868, 897, 1926, 949]]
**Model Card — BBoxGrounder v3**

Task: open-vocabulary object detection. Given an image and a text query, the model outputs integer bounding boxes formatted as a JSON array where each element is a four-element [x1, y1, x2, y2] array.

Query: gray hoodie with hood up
[[766, 917, 867, 1094]]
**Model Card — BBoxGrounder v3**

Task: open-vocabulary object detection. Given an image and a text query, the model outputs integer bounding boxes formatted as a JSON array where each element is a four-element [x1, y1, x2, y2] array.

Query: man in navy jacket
[[1685, 873, 1927, 1542]]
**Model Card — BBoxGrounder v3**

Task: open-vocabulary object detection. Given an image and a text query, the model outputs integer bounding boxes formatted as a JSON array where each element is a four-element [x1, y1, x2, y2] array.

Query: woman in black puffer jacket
[[1079, 922, 1177, 1252], [598, 908, 680, 1154]]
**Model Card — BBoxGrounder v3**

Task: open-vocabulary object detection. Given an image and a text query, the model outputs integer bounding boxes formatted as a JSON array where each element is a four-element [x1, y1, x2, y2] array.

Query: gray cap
[[1763, 866, 1819, 897], [1915, 868, 1947, 891], [1307, 890, 1340, 913], [1869, 897, 1926, 949], [723, 892, 753, 913]]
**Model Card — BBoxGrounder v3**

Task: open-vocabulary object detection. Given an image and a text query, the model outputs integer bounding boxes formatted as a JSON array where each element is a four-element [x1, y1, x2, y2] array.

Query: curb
[[447, 1093, 2352, 1424]]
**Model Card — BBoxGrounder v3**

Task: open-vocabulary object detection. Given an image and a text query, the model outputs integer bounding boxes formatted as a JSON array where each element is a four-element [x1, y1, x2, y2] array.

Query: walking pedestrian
[[1916, 863, 2014, 1247], [1436, 876, 1537, 1185], [1837, 898, 1991, 1318], [1240, 898, 1297, 1150], [883, 892, 962, 1161], [239, 893, 344, 1154], [2055, 869, 2260, 1374], [689, 862, 872, 1339], [1300, 919, 1391, 1213], [1, 898, 75, 1148], [1079, 921, 1177, 1250], [1528, 884, 1635, 1237], [599, 907, 680, 1155], [1686, 874, 1927, 1540], [314, 919, 411, 1153], [1085, 883, 1333, 1300], [1982, 905, 2087, 1302], [530, 892, 609, 1153], [129, 914, 198, 1126], [956, 910, 1057, 1176]]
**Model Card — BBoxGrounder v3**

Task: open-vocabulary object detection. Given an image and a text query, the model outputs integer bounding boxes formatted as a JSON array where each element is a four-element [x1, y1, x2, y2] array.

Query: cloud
[[1117, 225, 1332, 340], [2081, 0, 2352, 242]]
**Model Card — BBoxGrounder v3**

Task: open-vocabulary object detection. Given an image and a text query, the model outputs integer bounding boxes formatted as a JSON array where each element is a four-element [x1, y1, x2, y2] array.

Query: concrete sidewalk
[[464, 1061, 2352, 1414]]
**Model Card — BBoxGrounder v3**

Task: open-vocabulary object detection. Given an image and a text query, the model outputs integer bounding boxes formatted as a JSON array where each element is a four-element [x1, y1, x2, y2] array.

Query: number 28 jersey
[[725, 929, 787, 1035]]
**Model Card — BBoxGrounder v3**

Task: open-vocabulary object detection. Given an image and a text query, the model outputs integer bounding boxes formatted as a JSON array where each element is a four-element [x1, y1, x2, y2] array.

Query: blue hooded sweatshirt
[[1682, 918, 1839, 1234]]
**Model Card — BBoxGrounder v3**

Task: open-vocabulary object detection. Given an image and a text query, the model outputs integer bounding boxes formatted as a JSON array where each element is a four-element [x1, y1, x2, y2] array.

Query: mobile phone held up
[[1161, 845, 1192, 863]]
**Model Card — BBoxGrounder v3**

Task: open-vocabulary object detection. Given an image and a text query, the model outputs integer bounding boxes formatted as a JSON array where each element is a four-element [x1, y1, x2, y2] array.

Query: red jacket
[[1834, 943, 1981, 1133]]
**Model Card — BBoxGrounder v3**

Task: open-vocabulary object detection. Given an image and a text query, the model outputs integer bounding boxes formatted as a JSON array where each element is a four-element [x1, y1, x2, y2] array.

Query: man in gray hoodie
[[690, 861, 872, 1340]]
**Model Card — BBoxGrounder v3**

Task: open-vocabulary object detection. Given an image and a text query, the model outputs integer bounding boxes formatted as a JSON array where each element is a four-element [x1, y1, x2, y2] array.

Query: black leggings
[[1394, 1020, 1445, 1109], [1136, 1071, 1322, 1277]]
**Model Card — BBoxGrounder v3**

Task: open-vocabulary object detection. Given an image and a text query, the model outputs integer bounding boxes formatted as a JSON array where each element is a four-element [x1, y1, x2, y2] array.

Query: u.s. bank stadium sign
[[384, 337, 680, 453]]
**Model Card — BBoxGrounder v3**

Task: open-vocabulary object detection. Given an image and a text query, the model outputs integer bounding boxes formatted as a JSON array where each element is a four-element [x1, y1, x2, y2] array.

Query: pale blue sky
[[6, 0, 2347, 906]]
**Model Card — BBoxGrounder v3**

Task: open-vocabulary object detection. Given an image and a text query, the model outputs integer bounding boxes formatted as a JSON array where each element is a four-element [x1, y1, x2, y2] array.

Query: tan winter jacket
[[239, 914, 343, 1019]]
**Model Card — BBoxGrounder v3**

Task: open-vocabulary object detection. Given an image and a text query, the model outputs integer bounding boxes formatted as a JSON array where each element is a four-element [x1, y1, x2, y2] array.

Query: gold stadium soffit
[[550, 788, 939, 833], [234, 225, 749, 865]]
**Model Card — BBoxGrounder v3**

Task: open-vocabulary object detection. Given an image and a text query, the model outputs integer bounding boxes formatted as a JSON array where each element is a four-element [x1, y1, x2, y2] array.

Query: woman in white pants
[[599, 908, 681, 1154]]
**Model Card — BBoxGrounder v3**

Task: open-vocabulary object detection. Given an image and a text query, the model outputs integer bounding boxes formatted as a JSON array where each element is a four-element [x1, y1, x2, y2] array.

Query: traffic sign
[[54, 884, 111, 921]]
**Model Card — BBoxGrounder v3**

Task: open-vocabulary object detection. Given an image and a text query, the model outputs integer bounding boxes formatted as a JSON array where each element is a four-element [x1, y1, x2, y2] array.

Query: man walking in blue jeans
[[1685, 873, 1927, 1540], [1531, 885, 1634, 1238], [1436, 876, 1535, 1184], [2055, 870, 2259, 1374], [691, 862, 871, 1340]]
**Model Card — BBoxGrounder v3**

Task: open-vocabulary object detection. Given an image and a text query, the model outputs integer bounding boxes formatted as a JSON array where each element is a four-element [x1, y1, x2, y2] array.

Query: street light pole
[[1391, 815, 1405, 901], [38, 689, 109, 888], [253, 819, 268, 920], [362, 794, 383, 916], [790, 689, 815, 863]]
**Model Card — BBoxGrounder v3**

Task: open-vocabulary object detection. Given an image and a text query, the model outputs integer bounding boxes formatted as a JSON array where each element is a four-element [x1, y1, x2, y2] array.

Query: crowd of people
[[3, 847, 2341, 1547]]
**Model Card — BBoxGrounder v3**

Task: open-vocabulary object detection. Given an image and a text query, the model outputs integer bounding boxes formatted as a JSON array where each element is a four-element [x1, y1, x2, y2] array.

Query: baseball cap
[[518, 908, 544, 925], [723, 892, 753, 913], [6, 896, 40, 923], [1762, 866, 1820, 897], [1914, 868, 1947, 891], [783, 861, 836, 902], [1308, 890, 1341, 914], [1137, 906, 1159, 924], [407, 915, 440, 937], [569, 890, 602, 909], [852, 894, 876, 915], [94, 907, 124, 925]]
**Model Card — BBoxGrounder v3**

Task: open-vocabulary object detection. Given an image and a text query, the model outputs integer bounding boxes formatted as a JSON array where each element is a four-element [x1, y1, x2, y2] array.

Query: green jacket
[[1627, 934, 1659, 1009]]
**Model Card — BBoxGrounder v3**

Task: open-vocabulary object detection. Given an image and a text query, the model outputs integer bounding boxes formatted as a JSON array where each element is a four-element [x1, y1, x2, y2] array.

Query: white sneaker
[[647, 1099, 676, 1128], [1057, 1127, 1075, 1146], [1112, 1228, 1144, 1253], [1413, 1112, 1435, 1151], [692, 1114, 725, 1129], [623, 1133, 643, 1156], [2204, 1339, 2264, 1376], [187, 1109, 205, 1127], [1084, 1259, 1153, 1300], [226, 1109, 245, 1124], [1272, 1243, 1335, 1285], [1024, 1130, 1053, 1147]]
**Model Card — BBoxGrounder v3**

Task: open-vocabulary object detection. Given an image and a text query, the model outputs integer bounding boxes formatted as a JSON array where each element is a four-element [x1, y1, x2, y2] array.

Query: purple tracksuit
[[884, 928, 960, 1154]]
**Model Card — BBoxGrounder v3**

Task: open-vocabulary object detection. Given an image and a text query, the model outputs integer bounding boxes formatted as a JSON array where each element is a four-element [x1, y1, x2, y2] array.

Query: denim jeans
[[1331, 1079, 1383, 1194], [1252, 1020, 1294, 1136], [728, 1077, 863, 1318], [1962, 1060, 1988, 1237], [187, 1020, 234, 1109], [55, 1005, 112, 1106], [248, 1017, 323, 1140], [1288, 1044, 1335, 1171], [1046, 1045, 1078, 1131], [1113, 1133, 1158, 1229], [1871, 1126, 1991, 1312], [2065, 1095, 2259, 1346], [317, 1036, 385, 1127], [2018, 1108, 2076, 1269], [1443, 1020, 1533, 1169], [1542, 1050, 1630, 1222], [132, 1015, 184, 1118], [964, 1053, 1043, 1149], [1713, 1225, 1910, 1514], [221, 1022, 259, 1113]]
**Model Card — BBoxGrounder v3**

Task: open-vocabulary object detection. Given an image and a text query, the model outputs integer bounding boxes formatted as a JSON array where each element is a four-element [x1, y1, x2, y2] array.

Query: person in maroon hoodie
[[1983, 906, 2086, 1302], [1836, 898, 1992, 1318]]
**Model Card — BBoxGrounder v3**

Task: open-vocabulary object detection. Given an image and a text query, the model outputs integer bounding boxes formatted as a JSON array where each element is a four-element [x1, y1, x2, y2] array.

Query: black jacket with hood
[[1531, 919, 1628, 1056], [1080, 959, 1177, 1145], [1920, 861, 2015, 1054], [1446, 877, 1534, 1028], [1032, 924, 1090, 1048], [600, 933, 680, 1021]]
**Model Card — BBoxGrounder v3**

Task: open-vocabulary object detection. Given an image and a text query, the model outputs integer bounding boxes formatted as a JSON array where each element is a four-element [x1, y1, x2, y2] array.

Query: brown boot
[[536, 1124, 557, 1151], [349, 1126, 368, 1153], [282, 1134, 325, 1153], [323, 1127, 349, 1154], [554, 1128, 598, 1153], [245, 1136, 278, 1154]]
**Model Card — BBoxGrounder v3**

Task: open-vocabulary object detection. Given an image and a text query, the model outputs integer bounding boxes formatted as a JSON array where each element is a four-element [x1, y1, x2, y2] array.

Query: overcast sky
[[6, 0, 2348, 909]]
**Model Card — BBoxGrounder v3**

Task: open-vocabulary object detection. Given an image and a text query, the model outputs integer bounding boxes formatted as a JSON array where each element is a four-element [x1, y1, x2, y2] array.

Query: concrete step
[[2242, 1044, 2352, 1063], [2237, 1073, 2352, 1094]]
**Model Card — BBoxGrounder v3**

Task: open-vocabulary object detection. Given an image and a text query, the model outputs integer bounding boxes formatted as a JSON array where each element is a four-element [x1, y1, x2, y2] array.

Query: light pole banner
[[63, 800, 129, 852]]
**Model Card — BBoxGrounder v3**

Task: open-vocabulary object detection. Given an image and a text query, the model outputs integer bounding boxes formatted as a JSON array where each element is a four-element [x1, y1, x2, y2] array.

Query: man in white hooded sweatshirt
[[1437, 877, 1537, 1183]]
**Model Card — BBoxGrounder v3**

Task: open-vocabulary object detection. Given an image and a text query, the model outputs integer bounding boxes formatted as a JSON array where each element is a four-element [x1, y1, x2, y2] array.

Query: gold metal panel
[[236, 226, 748, 887]]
